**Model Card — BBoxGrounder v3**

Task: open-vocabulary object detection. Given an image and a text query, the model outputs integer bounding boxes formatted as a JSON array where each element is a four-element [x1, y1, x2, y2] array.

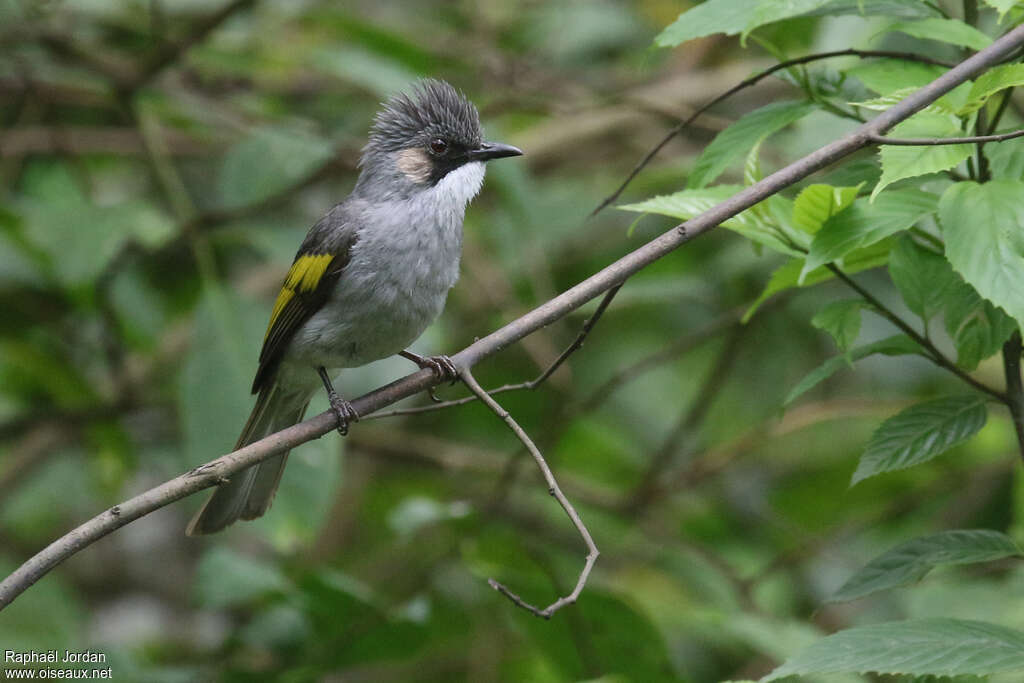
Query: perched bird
[[186, 79, 522, 535]]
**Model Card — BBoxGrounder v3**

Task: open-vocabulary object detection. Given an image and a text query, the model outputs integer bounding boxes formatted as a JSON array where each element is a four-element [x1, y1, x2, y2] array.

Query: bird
[[186, 79, 522, 535]]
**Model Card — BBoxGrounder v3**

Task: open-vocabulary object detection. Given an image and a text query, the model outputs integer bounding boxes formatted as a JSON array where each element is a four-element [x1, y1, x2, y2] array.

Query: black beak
[[469, 141, 523, 162]]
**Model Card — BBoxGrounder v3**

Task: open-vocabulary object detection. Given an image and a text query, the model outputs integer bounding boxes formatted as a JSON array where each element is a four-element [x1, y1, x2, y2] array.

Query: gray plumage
[[186, 79, 522, 535]]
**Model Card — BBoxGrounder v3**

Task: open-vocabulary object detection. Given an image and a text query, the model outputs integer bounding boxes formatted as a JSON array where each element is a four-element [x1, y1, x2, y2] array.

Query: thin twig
[[867, 128, 1024, 145], [365, 284, 623, 420], [590, 49, 956, 216], [826, 265, 1007, 402], [459, 368, 599, 619], [4, 27, 1023, 610]]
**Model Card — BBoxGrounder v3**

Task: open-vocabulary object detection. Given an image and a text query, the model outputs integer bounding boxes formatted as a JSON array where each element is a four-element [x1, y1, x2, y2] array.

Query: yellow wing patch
[[264, 253, 334, 340]]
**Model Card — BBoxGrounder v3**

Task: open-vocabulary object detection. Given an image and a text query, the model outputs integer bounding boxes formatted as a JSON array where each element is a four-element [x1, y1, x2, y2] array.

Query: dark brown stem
[[826, 265, 1007, 402], [1003, 332, 1024, 465]]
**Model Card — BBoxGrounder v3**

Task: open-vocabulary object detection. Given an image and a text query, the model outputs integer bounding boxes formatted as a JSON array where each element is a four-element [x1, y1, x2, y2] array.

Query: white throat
[[432, 161, 485, 209]]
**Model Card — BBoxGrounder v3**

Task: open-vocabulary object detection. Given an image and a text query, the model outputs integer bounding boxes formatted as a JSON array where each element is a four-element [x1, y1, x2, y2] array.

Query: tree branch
[[4, 24, 1024, 611], [365, 284, 622, 420], [459, 368, 598, 618], [590, 49, 956, 216], [868, 128, 1024, 145]]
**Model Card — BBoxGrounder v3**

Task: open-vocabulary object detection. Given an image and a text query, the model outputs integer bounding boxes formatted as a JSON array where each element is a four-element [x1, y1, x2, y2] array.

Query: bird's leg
[[317, 367, 359, 436], [399, 350, 458, 403]]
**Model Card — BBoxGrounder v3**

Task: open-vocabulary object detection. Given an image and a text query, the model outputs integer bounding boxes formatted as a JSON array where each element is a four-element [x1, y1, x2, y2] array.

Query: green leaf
[[18, 163, 174, 286], [987, 134, 1024, 179], [888, 235, 959, 325], [762, 618, 1024, 680], [852, 395, 988, 484], [740, 0, 833, 43], [873, 114, 973, 200], [884, 18, 992, 50], [654, 0, 749, 47], [195, 547, 290, 608], [619, 185, 800, 256], [961, 63, 1024, 114], [982, 0, 1022, 21], [180, 287, 265, 466], [791, 184, 861, 235], [745, 238, 895, 322], [785, 334, 921, 405], [655, 0, 937, 47], [848, 59, 947, 96], [811, 299, 865, 352], [802, 189, 938, 279], [829, 530, 1023, 603], [219, 124, 333, 209], [688, 101, 815, 189], [939, 180, 1024, 329], [942, 278, 1018, 370]]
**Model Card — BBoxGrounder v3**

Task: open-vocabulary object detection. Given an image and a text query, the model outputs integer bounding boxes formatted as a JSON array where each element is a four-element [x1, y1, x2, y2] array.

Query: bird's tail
[[186, 381, 310, 536]]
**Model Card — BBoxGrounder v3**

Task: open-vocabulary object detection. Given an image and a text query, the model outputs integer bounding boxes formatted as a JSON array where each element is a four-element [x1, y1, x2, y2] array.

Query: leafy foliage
[[853, 395, 989, 484], [3, 1, 1024, 681], [829, 529, 1023, 602]]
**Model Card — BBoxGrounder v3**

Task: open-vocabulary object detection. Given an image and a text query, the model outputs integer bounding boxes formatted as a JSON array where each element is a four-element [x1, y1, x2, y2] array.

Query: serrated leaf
[[802, 189, 938, 279], [987, 134, 1024, 179], [619, 186, 800, 256], [792, 184, 861, 235], [785, 334, 921, 405], [852, 395, 987, 484], [740, 0, 833, 43], [219, 124, 333, 209], [811, 299, 866, 352], [688, 101, 815, 189], [873, 114, 973, 200], [745, 238, 895, 322], [884, 18, 992, 50], [848, 59, 948, 96], [961, 63, 1024, 113], [888, 235, 959, 325], [939, 180, 1024, 329], [655, 0, 937, 47], [982, 0, 1021, 21], [761, 618, 1024, 680], [942, 278, 1018, 370], [654, 0, 750, 47], [829, 530, 1023, 603]]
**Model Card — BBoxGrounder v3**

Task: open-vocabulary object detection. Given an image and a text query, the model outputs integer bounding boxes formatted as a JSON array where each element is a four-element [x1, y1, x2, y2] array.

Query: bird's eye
[[429, 138, 448, 155]]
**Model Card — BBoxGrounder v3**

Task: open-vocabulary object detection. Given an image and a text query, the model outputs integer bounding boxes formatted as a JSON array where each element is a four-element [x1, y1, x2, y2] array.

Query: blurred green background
[[2, 0, 1023, 681]]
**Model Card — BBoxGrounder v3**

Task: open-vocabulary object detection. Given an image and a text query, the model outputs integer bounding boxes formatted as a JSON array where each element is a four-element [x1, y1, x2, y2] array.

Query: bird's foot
[[318, 366, 359, 435], [400, 351, 459, 403], [327, 390, 359, 436]]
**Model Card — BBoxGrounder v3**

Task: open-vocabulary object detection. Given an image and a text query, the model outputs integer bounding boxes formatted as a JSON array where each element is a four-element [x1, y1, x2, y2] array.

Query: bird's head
[[357, 79, 522, 200]]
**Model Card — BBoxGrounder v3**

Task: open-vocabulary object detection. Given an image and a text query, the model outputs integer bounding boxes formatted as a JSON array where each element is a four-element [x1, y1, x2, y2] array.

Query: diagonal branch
[[4, 23, 1024, 611], [459, 368, 598, 618], [365, 284, 623, 420]]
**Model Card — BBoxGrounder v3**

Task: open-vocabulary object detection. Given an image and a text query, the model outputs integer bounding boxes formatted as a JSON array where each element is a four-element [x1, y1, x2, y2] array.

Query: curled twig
[[459, 368, 599, 619]]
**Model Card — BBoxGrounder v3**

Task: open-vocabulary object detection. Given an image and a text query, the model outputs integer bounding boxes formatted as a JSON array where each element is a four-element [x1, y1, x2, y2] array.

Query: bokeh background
[[2, 1, 1023, 681]]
